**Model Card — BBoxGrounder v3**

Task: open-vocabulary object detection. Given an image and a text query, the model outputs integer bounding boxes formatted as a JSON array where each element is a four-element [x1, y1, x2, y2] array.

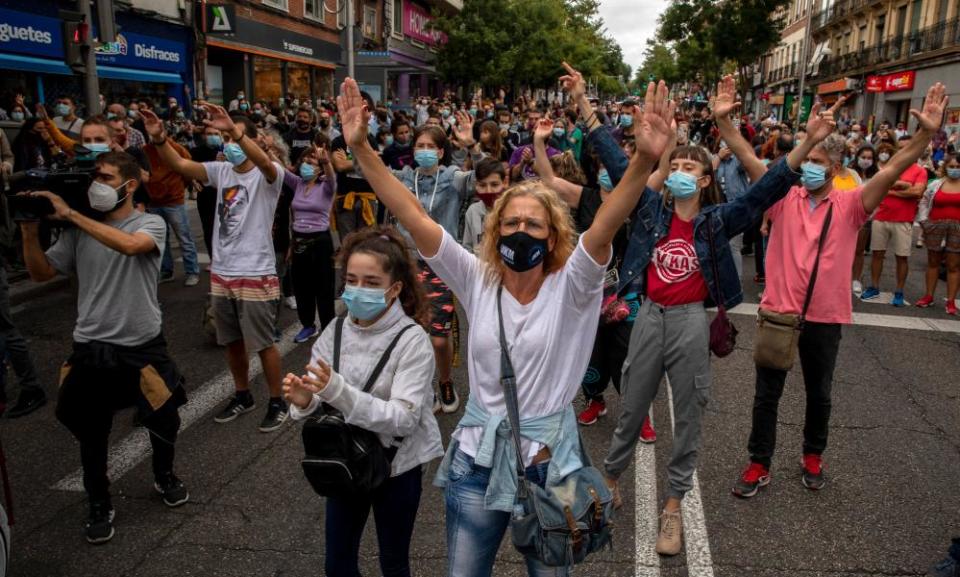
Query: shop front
[[202, 12, 340, 107], [866, 70, 916, 127]]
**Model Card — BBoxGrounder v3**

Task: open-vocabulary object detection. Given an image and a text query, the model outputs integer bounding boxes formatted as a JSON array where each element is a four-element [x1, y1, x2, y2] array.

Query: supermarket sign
[[866, 70, 916, 93]]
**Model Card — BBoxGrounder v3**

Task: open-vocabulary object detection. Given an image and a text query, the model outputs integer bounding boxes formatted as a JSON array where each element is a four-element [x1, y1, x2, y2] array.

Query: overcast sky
[[597, 0, 668, 78]]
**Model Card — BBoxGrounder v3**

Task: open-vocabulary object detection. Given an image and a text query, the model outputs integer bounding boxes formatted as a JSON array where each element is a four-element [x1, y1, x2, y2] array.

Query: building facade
[[753, 0, 815, 123]]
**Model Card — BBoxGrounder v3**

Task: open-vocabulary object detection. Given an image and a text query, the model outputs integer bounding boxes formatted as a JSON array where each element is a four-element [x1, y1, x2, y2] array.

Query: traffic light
[[61, 10, 88, 72]]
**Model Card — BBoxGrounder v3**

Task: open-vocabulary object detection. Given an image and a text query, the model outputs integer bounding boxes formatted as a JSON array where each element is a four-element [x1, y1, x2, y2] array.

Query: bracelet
[[153, 135, 167, 145]]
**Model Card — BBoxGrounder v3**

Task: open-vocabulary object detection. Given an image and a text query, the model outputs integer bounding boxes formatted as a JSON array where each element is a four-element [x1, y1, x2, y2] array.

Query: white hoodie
[[289, 300, 444, 476]]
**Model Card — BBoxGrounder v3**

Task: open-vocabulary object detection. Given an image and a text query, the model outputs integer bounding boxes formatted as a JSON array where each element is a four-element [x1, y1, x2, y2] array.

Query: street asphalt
[[2, 201, 957, 577]]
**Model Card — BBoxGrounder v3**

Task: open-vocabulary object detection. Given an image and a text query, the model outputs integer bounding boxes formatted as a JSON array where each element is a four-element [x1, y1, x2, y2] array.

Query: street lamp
[[322, 0, 354, 78]]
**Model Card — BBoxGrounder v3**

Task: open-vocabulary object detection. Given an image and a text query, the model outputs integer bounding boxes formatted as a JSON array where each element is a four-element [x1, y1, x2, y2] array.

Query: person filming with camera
[[18, 150, 189, 545]]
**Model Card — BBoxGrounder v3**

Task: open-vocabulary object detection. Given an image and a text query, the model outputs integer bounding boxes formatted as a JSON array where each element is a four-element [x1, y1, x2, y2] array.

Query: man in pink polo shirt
[[732, 83, 948, 498]]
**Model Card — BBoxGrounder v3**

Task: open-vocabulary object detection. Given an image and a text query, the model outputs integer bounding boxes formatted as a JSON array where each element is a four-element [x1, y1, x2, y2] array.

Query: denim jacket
[[586, 127, 801, 309], [433, 396, 584, 512]]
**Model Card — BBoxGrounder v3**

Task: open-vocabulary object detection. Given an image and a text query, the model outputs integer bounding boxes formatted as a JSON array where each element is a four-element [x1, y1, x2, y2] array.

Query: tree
[[636, 38, 678, 85]]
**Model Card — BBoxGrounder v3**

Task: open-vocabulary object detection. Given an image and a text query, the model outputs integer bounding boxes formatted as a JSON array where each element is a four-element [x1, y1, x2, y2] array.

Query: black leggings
[[291, 231, 336, 330]]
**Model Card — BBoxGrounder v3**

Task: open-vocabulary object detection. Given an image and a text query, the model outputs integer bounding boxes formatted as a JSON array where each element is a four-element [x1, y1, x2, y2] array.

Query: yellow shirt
[[832, 168, 862, 191]]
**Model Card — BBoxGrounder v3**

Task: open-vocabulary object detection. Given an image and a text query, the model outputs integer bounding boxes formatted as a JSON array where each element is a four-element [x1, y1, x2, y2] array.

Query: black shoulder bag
[[705, 213, 738, 357], [497, 286, 614, 567], [300, 317, 416, 498]]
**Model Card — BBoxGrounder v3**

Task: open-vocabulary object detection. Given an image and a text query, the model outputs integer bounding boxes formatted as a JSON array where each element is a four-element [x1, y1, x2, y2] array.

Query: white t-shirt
[[423, 230, 608, 463], [204, 161, 284, 276]]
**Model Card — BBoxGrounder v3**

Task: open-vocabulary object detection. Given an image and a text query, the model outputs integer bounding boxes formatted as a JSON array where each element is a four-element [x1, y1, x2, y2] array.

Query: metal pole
[[78, 0, 101, 115], [796, 11, 813, 122], [346, 0, 355, 78]]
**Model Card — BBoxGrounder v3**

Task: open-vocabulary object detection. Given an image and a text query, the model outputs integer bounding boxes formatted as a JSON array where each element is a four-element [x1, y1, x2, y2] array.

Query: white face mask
[[88, 179, 132, 212]]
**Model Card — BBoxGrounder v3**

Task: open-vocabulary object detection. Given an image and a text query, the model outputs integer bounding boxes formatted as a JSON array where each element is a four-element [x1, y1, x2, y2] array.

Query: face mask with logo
[[414, 149, 439, 169], [11, 111, 24, 122], [206, 135, 223, 149], [665, 171, 700, 200], [78, 142, 111, 161], [878, 152, 891, 162], [857, 157, 873, 170], [223, 142, 247, 166], [88, 179, 132, 212], [498, 231, 548, 273], [55, 103, 71, 117], [619, 113, 633, 128], [341, 285, 392, 321], [299, 162, 316, 180], [800, 162, 828, 191], [947, 167, 960, 180], [598, 169, 613, 191]]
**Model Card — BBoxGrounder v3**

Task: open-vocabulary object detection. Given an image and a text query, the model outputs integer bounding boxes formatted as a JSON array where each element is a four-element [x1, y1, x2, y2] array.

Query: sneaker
[[85, 500, 115, 545], [860, 286, 880, 300], [258, 400, 288, 432], [439, 380, 460, 414], [732, 462, 771, 498], [605, 477, 623, 510], [577, 399, 607, 426], [640, 416, 657, 444], [432, 393, 441, 414], [891, 291, 906, 307], [154, 472, 190, 507], [284, 296, 298, 310], [655, 509, 683, 556], [5, 389, 46, 419], [947, 301, 958, 316], [916, 294, 935, 308], [801, 453, 826, 490], [294, 325, 318, 343], [852, 279, 863, 295], [931, 556, 960, 577], [213, 393, 256, 423], [158, 272, 175, 284], [184, 274, 200, 287]]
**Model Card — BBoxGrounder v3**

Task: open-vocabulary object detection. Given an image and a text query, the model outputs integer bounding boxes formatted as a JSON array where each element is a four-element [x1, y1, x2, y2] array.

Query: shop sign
[[0, 7, 63, 59], [205, 4, 236, 34], [95, 32, 187, 72], [232, 17, 341, 63], [817, 78, 853, 95], [946, 107, 960, 126], [768, 94, 785, 105], [402, 3, 447, 46], [866, 71, 916, 93]]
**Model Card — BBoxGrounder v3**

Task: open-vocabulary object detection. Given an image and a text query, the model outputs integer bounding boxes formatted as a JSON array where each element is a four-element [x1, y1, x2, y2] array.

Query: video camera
[[5, 148, 97, 223]]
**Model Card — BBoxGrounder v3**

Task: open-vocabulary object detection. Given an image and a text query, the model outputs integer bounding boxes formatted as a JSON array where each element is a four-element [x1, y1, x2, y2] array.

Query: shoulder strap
[[362, 324, 417, 393], [801, 203, 834, 322], [333, 316, 345, 373], [497, 286, 527, 481], [704, 212, 726, 313]]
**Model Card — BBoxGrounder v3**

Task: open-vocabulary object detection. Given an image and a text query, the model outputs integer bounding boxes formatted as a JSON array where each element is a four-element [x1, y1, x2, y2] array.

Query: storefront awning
[[97, 66, 184, 84], [0, 53, 73, 76]]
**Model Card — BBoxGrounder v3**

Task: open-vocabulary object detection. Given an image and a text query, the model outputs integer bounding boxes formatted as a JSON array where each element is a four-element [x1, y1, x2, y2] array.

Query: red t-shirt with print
[[646, 216, 709, 306]]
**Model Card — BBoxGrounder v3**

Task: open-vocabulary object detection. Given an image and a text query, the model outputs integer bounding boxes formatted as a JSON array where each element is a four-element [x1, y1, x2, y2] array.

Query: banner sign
[[866, 70, 916, 93], [402, 3, 447, 45]]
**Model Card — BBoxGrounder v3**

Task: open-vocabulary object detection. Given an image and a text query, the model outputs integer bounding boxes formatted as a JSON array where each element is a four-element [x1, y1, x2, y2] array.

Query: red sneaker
[[639, 416, 657, 443], [801, 453, 826, 490], [732, 462, 770, 498], [577, 399, 607, 425], [947, 301, 958, 316], [916, 294, 935, 308]]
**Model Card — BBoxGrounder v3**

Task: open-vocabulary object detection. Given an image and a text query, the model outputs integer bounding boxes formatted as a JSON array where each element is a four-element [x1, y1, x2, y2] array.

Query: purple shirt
[[508, 144, 560, 181], [284, 170, 336, 234]]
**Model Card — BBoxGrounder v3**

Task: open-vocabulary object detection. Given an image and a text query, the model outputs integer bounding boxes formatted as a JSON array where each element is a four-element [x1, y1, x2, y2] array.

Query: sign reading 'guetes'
[[402, 3, 447, 46]]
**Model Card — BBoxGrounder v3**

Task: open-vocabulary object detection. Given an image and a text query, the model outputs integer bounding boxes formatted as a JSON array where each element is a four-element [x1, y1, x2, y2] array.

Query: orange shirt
[[144, 139, 191, 207]]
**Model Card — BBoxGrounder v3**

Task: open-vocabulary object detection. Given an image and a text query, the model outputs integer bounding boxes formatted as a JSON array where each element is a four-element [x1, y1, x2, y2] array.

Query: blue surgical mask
[[469, 107, 478, 116], [385, 135, 394, 147], [947, 168, 960, 180], [665, 171, 700, 200], [299, 162, 316, 180], [414, 149, 439, 169], [239, 103, 249, 111], [598, 169, 613, 191], [800, 162, 828, 191], [55, 103, 71, 117], [206, 135, 223, 149], [341, 285, 390, 321], [553, 127, 565, 138], [106, 112, 117, 120], [619, 113, 633, 128], [441, 109, 451, 118], [11, 111, 24, 122], [78, 142, 111, 161], [128, 110, 139, 119], [223, 142, 247, 166], [486, 111, 494, 119]]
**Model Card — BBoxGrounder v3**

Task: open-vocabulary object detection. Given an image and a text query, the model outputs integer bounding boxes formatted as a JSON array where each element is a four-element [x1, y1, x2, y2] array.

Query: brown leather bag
[[754, 203, 833, 371]]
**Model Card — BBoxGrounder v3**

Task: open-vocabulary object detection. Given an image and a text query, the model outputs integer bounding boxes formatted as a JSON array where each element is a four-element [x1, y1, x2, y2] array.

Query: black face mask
[[319, 119, 330, 128], [297, 120, 311, 130], [498, 231, 548, 272], [777, 137, 793, 151]]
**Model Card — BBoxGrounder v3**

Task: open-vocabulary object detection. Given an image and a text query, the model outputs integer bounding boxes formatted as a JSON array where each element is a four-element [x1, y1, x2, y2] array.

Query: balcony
[[816, 17, 960, 78], [766, 62, 799, 84], [810, 0, 882, 32]]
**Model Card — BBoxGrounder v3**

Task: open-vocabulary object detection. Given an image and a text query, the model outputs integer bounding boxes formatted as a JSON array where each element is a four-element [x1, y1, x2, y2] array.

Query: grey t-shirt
[[46, 211, 166, 346]]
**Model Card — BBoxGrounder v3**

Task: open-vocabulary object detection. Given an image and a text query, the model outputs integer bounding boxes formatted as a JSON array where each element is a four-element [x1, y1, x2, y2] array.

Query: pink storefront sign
[[402, 2, 447, 45]]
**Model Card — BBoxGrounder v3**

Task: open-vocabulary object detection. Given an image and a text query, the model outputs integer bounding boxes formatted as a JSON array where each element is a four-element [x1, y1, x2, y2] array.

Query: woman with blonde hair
[[337, 64, 676, 576]]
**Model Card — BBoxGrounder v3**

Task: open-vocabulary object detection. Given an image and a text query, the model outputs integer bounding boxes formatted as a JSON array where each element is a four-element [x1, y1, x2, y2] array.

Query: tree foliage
[[431, 0, 630, 97]]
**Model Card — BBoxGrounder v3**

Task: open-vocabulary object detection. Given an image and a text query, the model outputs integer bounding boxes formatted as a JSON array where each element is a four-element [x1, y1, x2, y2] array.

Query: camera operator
[[19, 150, 189, 545]]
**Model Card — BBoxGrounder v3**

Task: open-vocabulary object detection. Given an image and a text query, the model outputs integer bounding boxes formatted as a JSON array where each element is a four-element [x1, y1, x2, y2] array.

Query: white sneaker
[[184, 274, 200, 287], [852, 280, 863, 295], [284, 296, 297, 310]]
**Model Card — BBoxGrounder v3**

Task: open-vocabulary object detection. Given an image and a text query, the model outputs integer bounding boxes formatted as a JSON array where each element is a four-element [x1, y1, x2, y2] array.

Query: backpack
[[300, 317, 415, 498]]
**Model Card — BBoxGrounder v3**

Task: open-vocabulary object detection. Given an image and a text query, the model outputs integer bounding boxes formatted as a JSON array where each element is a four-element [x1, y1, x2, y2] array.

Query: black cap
[[621, 99, 638, 108]]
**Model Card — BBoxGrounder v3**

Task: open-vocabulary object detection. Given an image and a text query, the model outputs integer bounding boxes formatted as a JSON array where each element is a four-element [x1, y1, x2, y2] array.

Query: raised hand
[[304, 360, 332, 391], [559, 61, 586, 102], [200, 102, 237, 135], [139, 109, 165, 140], [911, 82, 948, 132], [317, 145, 330, 165], [634, 81, 677, 162], [453, 110, 475, 146], [15, 94, 24, 108], [34, 103, 48, 120], [336, 78, 371, 149], [805, 96, 844, 143], [533, 118, 555, 142], [713, 75, 741, 120]]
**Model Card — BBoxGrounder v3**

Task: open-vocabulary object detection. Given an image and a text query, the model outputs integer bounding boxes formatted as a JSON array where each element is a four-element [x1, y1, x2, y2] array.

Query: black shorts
[[418, 261, 454, 337]]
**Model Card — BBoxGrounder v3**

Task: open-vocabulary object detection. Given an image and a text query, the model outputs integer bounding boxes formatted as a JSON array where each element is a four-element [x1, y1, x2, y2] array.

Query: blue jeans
[[445, 449, 569, 577], [148, 205, 200, 276], [325, 465, 423, 577]]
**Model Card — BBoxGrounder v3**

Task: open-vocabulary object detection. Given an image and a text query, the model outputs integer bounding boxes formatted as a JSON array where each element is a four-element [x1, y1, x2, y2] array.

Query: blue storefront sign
[[0, 7, 63, 59], [94, 32, 186, 73]]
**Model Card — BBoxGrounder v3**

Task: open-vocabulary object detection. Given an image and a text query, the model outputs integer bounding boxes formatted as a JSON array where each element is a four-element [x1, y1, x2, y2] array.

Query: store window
[[254, 56, 283, 105], [262, 0, 289, 11], [337, 1, 347, 29], [363, 4, 378, 39], [392, 0, 403, 36], [287, 62, 312, 103], [305, 0, 323, 20]]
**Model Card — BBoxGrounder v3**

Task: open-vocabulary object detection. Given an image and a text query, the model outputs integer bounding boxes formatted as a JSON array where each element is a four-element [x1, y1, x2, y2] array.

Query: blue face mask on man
[[341, 284, 394, 321], [664, 171, 700, 200], [78, 142, 111, 161], [800, 162, 829, 191], [598, 169, 613, 191], [223, 142, 247, 166], [619, 113, 633, 128], [414, 149, 439, 169]]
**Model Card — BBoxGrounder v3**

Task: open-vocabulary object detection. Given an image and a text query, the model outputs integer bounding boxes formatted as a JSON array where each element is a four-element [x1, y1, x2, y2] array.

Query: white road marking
[[728, 303, 960, 334], [52, 322, 304, 492], [635, 408, 661, 577], [666, 378, 715, 577]]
